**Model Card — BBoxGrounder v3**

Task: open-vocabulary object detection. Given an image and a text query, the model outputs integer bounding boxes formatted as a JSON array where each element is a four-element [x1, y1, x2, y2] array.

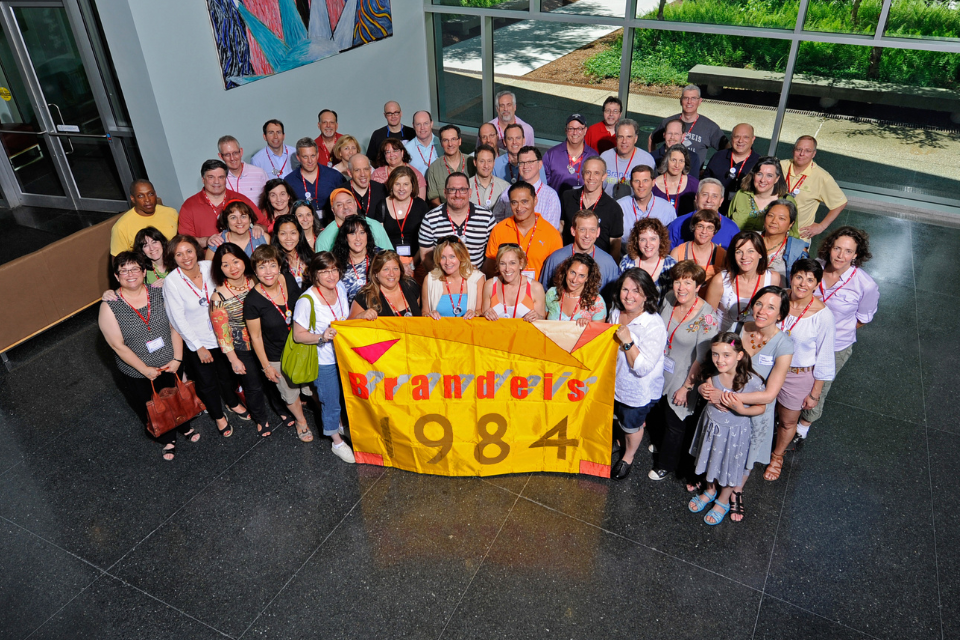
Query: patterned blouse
[[211, 288, 252, 353]]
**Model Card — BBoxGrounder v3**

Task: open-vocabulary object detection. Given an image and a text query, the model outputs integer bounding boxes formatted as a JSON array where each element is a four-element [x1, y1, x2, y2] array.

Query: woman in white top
[[797, 226, 879, 440], [291, 252, 356, 464], [764, 258, 835, 481], [482, 244, 546, 322], [159, 235, 247, 437], [703, 230, 781, 333], [422, 236, 485, 319], [609, 267, 667, 480]]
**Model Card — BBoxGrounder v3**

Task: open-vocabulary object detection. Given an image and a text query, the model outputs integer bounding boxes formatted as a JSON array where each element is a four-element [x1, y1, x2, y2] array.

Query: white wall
[[97, 0, 430, 208]]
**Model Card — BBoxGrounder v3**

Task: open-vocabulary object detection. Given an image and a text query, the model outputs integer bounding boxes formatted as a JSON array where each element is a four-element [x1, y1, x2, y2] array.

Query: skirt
[[777, 368, 815, 411], [689, 411, 752, 487]]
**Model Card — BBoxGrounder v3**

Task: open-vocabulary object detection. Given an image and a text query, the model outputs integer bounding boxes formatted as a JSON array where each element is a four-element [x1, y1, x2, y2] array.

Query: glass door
[[0, 1, 133, 211]]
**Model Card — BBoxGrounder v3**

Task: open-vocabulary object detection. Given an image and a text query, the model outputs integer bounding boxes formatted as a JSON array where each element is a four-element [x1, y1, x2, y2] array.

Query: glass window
[[436, 14, 484, 127], [493, 19, 623, 141], [637, 0, 798, 29], [883, 0, 960, 42], [803, 0, 880, 35], [543, 0, 626, 18], [433, 0, 526, 9], [777, 42, 960, 204]]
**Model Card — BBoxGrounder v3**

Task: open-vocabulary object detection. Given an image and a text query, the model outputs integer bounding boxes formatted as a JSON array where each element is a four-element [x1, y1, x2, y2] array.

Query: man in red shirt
[[314, 109, 343, 168], [584, 96, 622, 155], [177, 159, 263, 250]]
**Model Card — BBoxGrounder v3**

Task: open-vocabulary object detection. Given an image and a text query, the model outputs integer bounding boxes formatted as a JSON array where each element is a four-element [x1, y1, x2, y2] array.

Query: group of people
[[101, 92, 879, 527]]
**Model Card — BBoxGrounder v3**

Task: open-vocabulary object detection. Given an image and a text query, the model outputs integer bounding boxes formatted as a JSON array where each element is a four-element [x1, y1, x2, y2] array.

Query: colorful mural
[[206, 0, 393, 89]]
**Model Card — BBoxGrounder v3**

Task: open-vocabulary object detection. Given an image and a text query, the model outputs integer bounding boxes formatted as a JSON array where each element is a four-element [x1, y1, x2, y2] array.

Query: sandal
[[216, 420, 233, 438], [730, 491, 745, 523], [295, 422, 314, 442], [279, 414, 297, 430], [688, 488, 717, 513], [184, 428, 201, 443], [704, 501, 730, 526], [764, 453, 784, 481], [162, 442, 176, 461], [257, 423, 272, 438], [686, 479, 705, 494], [229, 405, 251, 421]]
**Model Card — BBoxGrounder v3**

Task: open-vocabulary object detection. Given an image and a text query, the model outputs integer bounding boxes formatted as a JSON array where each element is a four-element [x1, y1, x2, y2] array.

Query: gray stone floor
[[0, 208, 955, 639]]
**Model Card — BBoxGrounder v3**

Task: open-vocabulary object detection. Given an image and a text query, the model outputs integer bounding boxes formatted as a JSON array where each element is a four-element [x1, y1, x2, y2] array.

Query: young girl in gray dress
[[687, 332, 767, 526]]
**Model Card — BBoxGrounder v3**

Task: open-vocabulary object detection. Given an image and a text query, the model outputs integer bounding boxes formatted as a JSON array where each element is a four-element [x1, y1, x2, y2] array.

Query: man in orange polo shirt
[[484, 181, 562, 281]]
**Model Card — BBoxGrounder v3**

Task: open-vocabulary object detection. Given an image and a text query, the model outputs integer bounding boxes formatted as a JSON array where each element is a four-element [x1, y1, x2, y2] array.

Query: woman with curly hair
[[545, 253, 606, 326], [331, 215, 377, 305], [349, 250, 422, 319], [269, 213, 314, 287], [619, 217, 676, 300], [728, 157, 797, 236], [794, 226, 878, 444], [258, 178, 297, 233]]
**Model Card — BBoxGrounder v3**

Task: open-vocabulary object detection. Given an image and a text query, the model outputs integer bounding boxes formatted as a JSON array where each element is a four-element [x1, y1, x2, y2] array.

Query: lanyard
[[444, 276, 466, 315], [267, 149, 288, 176], [567, 147, 585, 178], [177, 268, 209, 306], [227, 164, 244, 192], [389, 197, 414, 244], [735, 273, 762, 320], [818, 267, 857, 302], [258, 282, 290, 325], [616, 148, 636, 184], [786, 164, 807, 194], [642, 256, 663, 279], [474, 176, 493, 207], [383, 288, 410, 316], [780, 297, 815, 335], [665, 300, 698, 352], [515, 215, 540, 257], [287, 253, 304, 279], [579, 189, 600, 211], [689, 242, 715, 268], [631, 196, 654, 223], [447, 206, 470, 239], [300, 173, 315, 201], [729, 152, 747, 180], [559, 291, 580, 320], [666, 176, 684, 211], [443, 155, 462, 175], [119, 287, 151, 331], [350, 257, 368, 284], [497, 279, 524, 319], [315, 286, 345, 321], [768, 236, 788, 262], [416, 142, 435, 168], [683, 116, 699, 143], [353, 186, 371, 215], [200, 191, 222, 219]]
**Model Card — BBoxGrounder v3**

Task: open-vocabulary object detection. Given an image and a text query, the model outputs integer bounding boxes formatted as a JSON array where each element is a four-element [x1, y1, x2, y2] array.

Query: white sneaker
[[648, 444, 657, 453], [331, 441, 356, 463]]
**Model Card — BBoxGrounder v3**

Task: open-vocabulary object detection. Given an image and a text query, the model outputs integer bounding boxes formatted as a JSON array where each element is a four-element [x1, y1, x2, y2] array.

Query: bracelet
[[173, 358, 182, 362], [808, 394, 820, 401]]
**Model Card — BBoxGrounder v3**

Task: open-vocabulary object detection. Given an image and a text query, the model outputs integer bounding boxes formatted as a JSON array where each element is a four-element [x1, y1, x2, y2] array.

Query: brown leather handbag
[[146, 375, 206, 438]]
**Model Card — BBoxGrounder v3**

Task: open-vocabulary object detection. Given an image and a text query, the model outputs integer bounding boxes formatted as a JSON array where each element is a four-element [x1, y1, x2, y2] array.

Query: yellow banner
[[332, 318, 617, 478]]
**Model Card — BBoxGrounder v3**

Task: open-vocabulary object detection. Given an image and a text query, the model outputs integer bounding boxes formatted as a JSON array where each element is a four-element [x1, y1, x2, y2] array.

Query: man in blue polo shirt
[[667, 178, 740, 249], [284, 137, 345, 216]]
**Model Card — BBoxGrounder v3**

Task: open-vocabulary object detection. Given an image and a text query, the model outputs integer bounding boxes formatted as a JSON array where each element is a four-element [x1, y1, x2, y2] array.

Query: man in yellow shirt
[[780, 136, 847, 246], [109, 179, 179, 256], [484, 182, 562, 281]]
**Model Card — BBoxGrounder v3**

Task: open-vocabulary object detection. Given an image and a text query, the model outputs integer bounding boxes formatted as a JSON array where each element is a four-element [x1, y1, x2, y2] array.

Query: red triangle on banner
[[571, 323, 609, 353], [352, 339, 400, 365]]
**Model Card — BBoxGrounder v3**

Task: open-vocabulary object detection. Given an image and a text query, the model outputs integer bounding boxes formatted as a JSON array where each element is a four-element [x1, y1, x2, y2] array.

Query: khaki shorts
[[268, 360, 312, 405]]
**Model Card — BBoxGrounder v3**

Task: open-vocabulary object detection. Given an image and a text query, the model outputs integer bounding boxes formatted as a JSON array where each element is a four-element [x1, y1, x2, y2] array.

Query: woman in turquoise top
[[205, 200, 270, 259], [545, 253, 606, 326]]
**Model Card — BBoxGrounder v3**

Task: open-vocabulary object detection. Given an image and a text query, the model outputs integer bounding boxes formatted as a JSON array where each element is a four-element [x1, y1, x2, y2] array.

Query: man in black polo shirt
[[703, 122, 760, 214], [366, 100, 416, 165], [559, 156, 623, 259]]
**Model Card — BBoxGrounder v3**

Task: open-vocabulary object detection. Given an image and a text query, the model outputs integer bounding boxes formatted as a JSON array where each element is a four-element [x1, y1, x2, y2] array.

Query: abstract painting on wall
[[206, 0, 393, 89]]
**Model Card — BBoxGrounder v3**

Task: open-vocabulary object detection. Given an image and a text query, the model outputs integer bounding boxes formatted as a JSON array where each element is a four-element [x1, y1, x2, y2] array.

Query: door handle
[[47, 103, 75, 154]]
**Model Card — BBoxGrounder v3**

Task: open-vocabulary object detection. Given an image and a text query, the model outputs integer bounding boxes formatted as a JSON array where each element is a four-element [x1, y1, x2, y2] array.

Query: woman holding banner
[[482, 244, 546, 322], [545, 253, 606, 326], [609, 267, 667, 480], [349, 250, 422, 319], [422, 236, 485, 319]]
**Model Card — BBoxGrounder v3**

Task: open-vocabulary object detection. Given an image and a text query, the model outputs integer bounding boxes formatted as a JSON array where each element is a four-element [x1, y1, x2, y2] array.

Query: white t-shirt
[[293, 282, 349, 366]]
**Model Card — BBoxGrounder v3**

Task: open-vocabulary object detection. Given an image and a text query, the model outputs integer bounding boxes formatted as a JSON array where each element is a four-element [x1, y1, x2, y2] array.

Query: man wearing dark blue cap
[[542, 113, 599, 196]]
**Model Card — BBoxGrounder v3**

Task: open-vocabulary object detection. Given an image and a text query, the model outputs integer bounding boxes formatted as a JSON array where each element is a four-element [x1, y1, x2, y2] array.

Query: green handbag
[[281, 295, 319, 385]]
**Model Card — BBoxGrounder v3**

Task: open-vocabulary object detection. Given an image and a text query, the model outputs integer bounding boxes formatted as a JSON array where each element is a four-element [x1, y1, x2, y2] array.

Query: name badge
[[758, 354, 774, 366], [791, 188, 800, 196], [521, 269, 535, 280], [145, 337, 165, 354], [663, 356, 675, 374], [396, 245, 411, 257]]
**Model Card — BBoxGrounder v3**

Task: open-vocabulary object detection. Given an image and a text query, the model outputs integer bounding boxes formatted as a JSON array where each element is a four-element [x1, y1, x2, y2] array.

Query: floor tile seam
[[478, 476, 525, 496], [104, 438, 266, 575], [0, 459, 22, 480], [759, 593, 884, 639], [22, 572, 108, 640], [912, 234, 945, 640], [236, 468, 388, 639], [825, 398, 925, 427], [926, 424, 959, 437], [97, 572, 236, 639], [513, 492, 764, 596], [0, 514, 110, 575], [435, 475, 532, 640]]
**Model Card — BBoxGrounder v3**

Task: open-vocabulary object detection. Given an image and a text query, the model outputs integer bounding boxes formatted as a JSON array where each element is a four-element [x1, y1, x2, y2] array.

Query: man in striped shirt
[[418, 172, 495, 272]]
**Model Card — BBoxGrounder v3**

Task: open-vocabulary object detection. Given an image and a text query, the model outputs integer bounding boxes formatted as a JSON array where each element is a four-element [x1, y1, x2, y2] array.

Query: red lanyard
[[227, 164, 244, 192], [729, 152, 746, 180], [353, 187, 371, 215], [735, 273, 762, 320], [315, 286, 346, 321], [444, 276, 466, 315], [616, 148, 636, 184], [515, 216, 539, 257], [119, 287, 151, 331], [642, 256, 663, 279], [389, 198, 413, 244], [560, 291, 580, 319], [580, 189, 599, 211], [666, 176, 684, 211], [443, 155, 462, 175], [416, 142, 435, 168], [447, 207, 470, 239], [474, 177, 493, 207], [258, 282, 289, 324], [177, 268, 209, 305], [300, 173, 315, 201], [683, 116, 699, 143], [200, 191, 222, 219], [499, 279, 524, 319], [631, 196, 654, 223], [350, 257, 368, 283], [780, 297, 815, 334], [818, 267, 857, 303], [786, 165, 807, 194], [568, 148, 584, 177], [267, 150, 288, 176], [383, 288, 410, 316], [665, 300, 698, 352]]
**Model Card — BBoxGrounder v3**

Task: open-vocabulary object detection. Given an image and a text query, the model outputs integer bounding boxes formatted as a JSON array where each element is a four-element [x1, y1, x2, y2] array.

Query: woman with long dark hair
[[331, 216, 377, 305]]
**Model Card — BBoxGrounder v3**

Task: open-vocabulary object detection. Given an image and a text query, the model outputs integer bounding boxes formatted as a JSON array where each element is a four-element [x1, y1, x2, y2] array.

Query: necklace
[[226, 278, 251, 294], [748, 329, 772, 351]]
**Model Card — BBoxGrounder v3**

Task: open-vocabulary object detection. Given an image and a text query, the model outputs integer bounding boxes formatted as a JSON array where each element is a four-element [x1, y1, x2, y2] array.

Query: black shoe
[[611, 458, 632, 480], [786, 434, 805, 452]]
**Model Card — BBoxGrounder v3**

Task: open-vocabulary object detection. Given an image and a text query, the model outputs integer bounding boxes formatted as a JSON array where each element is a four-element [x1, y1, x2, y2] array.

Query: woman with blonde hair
[[422, 236, 485, 319], [330, 135, 361, 176], [482, 244, 546, 321]]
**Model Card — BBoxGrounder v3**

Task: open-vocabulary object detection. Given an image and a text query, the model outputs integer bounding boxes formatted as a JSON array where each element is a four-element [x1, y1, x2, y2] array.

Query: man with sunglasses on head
[[648, 85, 727, 163], [418, 172, 496, 273]]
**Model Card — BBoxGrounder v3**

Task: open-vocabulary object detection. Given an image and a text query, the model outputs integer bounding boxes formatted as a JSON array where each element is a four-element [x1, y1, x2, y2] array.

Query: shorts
[[777, 368, 815, 411], [615, 398, 657, 434], [268, 360, 313, 405]]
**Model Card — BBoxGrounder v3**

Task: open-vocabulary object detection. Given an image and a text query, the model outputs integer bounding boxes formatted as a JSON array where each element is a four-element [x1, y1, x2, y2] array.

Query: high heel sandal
[[764, 453, 784, 481], [162, 442, 176, 461]]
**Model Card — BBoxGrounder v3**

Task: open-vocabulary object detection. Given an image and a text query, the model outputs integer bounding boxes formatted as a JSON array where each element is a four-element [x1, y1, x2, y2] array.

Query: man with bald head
[[366, 100, 415, 164], [477, 123, 501, 151], [341, 154, 386, 219], [704, 122, 760, 214], [666, 178, 740, 249]]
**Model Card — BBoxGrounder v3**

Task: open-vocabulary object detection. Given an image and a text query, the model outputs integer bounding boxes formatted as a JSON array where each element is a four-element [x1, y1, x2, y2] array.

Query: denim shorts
[[615, 398, 657, 434]]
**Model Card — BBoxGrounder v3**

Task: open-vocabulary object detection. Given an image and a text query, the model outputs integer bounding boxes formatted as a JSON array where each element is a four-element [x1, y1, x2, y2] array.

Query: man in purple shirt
[[488, 90, 535, 151], [542, 114, 599, 196]]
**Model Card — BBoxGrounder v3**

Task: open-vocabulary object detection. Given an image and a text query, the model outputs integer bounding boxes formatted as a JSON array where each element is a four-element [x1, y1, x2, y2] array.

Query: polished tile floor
[[0, 208, 955, 639]]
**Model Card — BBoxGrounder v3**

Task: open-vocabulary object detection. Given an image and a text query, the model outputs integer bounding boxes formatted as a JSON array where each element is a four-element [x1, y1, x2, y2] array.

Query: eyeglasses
[[681, 97, 701, 102], [566, 126, 586, 133], [384, 110, 401, 116], [220, 151, 242, 158], [437, 235, 464, 245], [317, 269, 339, 276], [445, 187, 469, 194], [500, 243, 521, 249], [517, 160, 539, 167], [117, 267, 142, 276]]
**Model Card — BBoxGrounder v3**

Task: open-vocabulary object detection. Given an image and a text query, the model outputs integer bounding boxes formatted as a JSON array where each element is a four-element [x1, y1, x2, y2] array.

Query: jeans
[[313, 364, 342, 436]]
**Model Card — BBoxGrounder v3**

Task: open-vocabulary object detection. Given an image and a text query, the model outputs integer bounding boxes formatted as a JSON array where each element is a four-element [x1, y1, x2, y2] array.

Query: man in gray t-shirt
[[648, 85, 727, 161]]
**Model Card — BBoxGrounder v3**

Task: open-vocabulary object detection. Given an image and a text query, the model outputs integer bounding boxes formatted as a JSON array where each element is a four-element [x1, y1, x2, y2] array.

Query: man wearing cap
[[313, 187, 395, 252], [542, 114, 599, 196]]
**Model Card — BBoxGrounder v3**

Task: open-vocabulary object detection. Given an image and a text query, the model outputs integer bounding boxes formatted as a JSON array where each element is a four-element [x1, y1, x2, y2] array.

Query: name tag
[[146, 337, 165, 354], [791, 188, 800, 196], [396, 244, 411, 257], [663, 356, 675, 374], [758, 354, 774, 366], [521, 269, 535, 280]]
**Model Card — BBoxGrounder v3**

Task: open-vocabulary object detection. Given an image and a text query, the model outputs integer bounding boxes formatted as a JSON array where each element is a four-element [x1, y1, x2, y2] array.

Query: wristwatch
[[621, 341, 635, 352]]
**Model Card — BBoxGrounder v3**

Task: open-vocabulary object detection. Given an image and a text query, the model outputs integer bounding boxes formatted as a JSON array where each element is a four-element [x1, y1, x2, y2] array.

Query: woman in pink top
[[372, 137, 427, 200]]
